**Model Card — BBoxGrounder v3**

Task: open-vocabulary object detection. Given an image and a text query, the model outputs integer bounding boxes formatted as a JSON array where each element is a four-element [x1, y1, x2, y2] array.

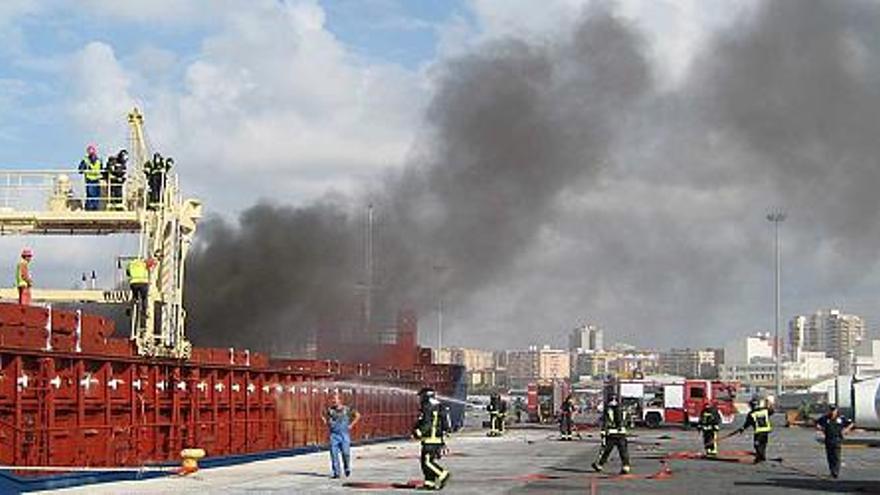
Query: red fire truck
[[619, 379, 739, 428], [527, 380, 571, 423]]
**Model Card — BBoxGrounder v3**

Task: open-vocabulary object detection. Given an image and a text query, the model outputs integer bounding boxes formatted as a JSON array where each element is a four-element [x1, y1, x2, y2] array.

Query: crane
[[0, 108, 202, 359]]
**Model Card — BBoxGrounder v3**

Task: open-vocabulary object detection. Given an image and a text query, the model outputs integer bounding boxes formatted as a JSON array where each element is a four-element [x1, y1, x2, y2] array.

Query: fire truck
[[618, 379, 739, 428], [526, 380, 571, 423]]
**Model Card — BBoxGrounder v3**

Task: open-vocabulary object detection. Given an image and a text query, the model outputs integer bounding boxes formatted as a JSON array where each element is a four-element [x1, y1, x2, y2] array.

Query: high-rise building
[[438, 347, 494, 371], [789, 315, 806, 360], [789, 309, 866, 374], [507, 345, 570, 388], [826, 310, 866, 375], [569, 324, 603, 352], [573, 351, 612, 380], [725, 333, 775, 365], [719, 351, 835, 387], [658, 348, 720, 378]]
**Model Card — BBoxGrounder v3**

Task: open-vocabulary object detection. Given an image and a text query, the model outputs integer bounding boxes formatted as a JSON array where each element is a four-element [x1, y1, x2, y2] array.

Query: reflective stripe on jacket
[[604, 407, 627, 435], [700, 409, 721, 430], [414, 399, 447, 445], [80, 156, 103, 181], [750, 409, 773, 434]]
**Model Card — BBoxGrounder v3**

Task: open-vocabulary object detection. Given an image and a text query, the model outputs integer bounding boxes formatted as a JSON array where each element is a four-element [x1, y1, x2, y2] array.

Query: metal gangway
[[0, 108, 202, 359]]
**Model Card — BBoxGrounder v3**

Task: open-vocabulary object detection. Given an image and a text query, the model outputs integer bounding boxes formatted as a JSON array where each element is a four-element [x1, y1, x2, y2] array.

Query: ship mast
[[363, 203, 374, 335]]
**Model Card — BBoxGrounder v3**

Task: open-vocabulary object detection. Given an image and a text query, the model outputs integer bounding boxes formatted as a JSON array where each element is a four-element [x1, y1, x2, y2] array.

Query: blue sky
[[0, 0, 469, 169], [7, 0, 854, 352], [323, 0, 468, 67]]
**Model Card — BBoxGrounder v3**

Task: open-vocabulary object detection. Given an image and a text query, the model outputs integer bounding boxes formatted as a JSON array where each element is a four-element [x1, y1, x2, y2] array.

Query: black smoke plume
[[184, 5, 651, 353], [187, 0, 880, 353]]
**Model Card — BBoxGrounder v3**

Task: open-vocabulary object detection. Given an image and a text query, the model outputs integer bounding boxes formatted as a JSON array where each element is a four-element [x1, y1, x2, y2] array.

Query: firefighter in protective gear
[[592, 395, 631, 474], [734, 398, 773, 463], [413, 387, 451, 491], [15, 248, 33, 305], [126, 257, 152, 328], [487, 392, 507, 437], [145, 153, 172, 208], [78, 145, 103, 211], [559, 394, 575, 440], [698, 402, 722, 457], [107, 149, 128, 211]]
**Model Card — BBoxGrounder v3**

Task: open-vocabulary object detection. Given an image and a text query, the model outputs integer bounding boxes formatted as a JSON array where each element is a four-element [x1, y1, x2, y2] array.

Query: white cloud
[[441, 0, 757, 88], [616, 0, 758, 87], [77, 0, 215, 23], [67, 42, 137, 149], [51, 0, 427, 211]]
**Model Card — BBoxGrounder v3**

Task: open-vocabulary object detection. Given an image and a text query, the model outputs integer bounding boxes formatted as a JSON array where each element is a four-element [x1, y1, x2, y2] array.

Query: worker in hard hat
[[413, 387, 451, 490], [107, 149, 128, 211], [321, 393, 361, 479], [126, 257, 152, 327], [592, 394, 631, 475], [78, 144, 103, 211], [698, 402, 722, 457], [732, 397, 773, 463], [15, 248, 33, 305]]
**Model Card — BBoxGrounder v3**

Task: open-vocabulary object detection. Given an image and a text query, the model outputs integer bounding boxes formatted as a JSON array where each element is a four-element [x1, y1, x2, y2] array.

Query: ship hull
[[0, 303, 463, 471]]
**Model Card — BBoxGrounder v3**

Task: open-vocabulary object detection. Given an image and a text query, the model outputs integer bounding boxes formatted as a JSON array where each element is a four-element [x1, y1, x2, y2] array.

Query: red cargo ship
[[0, 110, 465, 491], [0, 305, 461, 468]]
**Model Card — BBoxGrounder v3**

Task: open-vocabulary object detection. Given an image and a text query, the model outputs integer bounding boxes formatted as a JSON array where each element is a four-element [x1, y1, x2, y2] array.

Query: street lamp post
[[766, 211, 786, 398], [433, 264, 448, 352]]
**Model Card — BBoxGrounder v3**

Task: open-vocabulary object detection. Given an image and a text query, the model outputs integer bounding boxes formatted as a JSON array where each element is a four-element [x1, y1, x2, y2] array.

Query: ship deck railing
[[0, 169, 145, 235]]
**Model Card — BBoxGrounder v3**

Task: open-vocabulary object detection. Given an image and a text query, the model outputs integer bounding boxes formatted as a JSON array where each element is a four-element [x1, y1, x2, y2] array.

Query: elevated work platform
[[0, 108, 201, 359], [0, 210, 142, 235]]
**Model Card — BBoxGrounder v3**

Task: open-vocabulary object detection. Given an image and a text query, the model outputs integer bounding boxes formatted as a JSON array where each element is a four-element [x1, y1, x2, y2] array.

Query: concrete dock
[[42, 423, 880, 494]]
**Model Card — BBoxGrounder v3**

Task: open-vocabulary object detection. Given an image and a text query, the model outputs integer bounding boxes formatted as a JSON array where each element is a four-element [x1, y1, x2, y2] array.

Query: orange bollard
[[179, 448, 206, 475]]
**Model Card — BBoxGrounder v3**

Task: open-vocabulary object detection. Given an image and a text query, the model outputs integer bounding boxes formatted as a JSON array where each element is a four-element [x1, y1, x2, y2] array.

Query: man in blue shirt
[[322, 393, 361, 479]]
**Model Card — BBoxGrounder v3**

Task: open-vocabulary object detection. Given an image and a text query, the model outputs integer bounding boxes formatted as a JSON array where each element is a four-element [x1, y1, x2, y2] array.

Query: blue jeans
[[329, 432, 351, 477], [85, 181, 100, 211]]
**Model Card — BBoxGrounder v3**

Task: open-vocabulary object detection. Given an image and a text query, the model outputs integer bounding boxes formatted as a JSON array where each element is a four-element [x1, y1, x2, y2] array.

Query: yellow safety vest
[[750, 409, 773, 434], [82, 156, 103, 181], [126, 259, 149, 284], [15, 260, 29, 288]]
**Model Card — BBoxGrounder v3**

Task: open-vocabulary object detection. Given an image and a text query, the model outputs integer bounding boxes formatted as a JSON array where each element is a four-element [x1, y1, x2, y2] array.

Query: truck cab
[[635, 379, 738, 428]]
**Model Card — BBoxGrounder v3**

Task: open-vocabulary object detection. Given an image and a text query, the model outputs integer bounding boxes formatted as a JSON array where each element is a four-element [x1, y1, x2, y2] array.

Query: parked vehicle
[[618, 379, 739, 428], [527, 380, 571, 423]]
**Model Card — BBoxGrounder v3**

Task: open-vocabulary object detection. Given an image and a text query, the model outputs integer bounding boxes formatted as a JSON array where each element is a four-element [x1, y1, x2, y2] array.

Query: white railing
[[0, 169, 149, 213]]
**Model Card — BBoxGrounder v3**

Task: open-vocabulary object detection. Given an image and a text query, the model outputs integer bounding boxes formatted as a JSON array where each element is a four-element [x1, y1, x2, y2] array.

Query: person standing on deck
[[322, 393, 361, 479], [15, 248, 33, 305], [78, 145, 103, 211]]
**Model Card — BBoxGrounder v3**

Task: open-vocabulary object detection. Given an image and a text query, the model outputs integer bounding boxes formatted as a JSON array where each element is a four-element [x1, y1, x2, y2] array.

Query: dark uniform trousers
[[753, 432, 769, 462], [421, 444, 447, 487], [490, 412, 504, 435], [597, 434, 630, 466], [560, 414, 573, 438], [702, 429, 718, 455], [825, 440, 841, 478]]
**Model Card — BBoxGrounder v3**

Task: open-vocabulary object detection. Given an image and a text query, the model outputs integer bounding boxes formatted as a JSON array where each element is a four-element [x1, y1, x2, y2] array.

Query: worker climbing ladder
[[0, 108, 201, 359]]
